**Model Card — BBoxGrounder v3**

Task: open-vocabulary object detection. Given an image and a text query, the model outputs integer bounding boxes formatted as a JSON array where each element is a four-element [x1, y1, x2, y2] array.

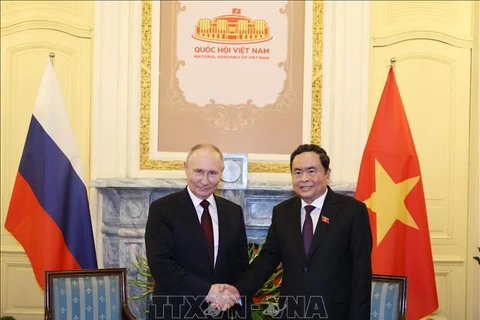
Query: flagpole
[[355, 59, 439, 318], [49, 52, 55, 67], [4, 53, 98, 289], [390, 57, 396, 70]]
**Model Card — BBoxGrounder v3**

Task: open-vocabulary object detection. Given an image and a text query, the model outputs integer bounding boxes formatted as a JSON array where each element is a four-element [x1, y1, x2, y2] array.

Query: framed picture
[[371, 274, 407, 320], [139, 0, 323, 173]]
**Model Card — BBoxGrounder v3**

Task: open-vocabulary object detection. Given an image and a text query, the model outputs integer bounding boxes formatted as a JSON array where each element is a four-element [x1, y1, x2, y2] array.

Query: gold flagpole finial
[[390, 57, 396, 69], [49, 52, 55, 67]]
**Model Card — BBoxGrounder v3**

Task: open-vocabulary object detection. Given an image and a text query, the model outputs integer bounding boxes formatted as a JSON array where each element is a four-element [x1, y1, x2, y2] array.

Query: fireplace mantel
[[91, 178, 355, 317]]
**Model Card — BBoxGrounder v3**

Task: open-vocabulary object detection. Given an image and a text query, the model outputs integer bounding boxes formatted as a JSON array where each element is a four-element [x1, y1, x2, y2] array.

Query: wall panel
[[0, 252, 43, 319], [371, 1, 473, 45], [0, 1, 93, 318], [370, 1, 474, 319]]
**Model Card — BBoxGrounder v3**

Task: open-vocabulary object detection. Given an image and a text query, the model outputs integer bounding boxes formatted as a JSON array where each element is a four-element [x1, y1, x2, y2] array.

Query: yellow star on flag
[[364, 159, 420, 245]]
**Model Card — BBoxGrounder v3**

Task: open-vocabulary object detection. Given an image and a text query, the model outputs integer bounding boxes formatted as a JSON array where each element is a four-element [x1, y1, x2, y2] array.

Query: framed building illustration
[[140, 1, 323, 173]]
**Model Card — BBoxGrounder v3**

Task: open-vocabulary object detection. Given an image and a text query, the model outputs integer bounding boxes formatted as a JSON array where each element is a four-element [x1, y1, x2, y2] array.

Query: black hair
[[289, 144, 330, 172]]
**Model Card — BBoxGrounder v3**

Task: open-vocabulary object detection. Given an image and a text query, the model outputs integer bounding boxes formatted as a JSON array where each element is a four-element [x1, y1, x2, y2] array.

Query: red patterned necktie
[[200, 200, 214, 264], [303, 205, 315, 255]]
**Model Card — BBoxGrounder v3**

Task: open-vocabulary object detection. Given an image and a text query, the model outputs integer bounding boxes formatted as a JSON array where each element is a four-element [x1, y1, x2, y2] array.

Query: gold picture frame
[[139, 0, 323, 173]]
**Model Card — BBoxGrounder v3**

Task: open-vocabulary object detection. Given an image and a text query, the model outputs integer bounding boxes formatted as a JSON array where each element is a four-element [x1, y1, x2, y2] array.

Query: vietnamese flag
[[355, 66, 438, 319]]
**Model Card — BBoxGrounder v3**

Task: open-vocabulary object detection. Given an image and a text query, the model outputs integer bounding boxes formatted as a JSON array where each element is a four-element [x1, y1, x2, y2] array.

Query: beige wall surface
[[468, 3, 480, 319], [1, 1, 478, 320], [370, 1, 479, 319], [156, 1, 305, 155], [0, 1, 93, 319]]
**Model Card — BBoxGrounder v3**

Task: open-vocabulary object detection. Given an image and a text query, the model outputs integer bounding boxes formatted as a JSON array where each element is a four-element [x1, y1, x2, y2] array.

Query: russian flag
[[5, 60, 97, 290]]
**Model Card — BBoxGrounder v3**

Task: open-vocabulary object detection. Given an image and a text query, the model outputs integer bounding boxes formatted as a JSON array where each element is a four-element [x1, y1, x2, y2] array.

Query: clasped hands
[[206, 283, 240, 311]]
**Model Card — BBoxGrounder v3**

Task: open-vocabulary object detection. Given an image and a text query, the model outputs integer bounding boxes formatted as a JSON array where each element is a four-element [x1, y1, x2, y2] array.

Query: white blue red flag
[[5, 59, 97, 290]]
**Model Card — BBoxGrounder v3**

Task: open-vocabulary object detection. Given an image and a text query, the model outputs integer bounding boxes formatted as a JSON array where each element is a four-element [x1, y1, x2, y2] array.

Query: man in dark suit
[[226, 144, 372, 319], [145, 144, 249, 319]]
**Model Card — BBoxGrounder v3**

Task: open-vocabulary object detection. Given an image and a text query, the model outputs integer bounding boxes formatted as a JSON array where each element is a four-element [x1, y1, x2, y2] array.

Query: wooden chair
[[44, 268, 136, 320], [371, 274, 407, 320]]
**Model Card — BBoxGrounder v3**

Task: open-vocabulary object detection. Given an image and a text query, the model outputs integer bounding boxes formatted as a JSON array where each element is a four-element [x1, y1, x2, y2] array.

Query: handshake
[[206, 283, 241, 311]]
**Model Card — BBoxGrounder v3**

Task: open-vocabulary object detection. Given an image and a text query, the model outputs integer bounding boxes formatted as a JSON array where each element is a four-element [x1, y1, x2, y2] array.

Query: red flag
[[355, 66, 438, 319], [232, 8, 241, 15], [5, 60, 97, 289]]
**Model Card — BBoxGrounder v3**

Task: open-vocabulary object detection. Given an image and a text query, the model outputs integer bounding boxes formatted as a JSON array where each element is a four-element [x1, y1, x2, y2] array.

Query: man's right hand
[[206, 283, 240, 310]]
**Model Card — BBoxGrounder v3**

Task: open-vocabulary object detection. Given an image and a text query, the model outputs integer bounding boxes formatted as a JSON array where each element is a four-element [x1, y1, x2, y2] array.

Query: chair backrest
[[45, 268, 135, 320], [371, 274, 407, 320]]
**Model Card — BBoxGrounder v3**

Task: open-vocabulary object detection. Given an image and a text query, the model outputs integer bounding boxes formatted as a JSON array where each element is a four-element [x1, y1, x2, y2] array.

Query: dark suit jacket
[[236, 187, 372, 320], [145, 188, 249, 320]]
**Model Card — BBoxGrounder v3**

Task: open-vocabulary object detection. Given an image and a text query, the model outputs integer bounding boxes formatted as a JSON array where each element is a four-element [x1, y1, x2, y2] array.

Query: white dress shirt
[[187, 187, 219, 266], [300, 188, 328, 234]]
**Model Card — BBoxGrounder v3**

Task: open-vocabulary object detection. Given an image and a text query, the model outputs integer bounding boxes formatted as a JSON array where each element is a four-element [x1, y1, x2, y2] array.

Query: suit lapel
[[177, 188, 212, 267], [306, 187, 338, 262], [215, 196, 229, 270], [288, 198, 306, 260]]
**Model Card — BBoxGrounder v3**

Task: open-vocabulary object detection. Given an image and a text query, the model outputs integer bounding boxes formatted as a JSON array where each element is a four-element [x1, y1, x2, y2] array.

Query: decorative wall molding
[[433, 269, 453, 317], [0, 1, 93, 38], [1, 21, 92, 38], [371, 2, 474, 42], [321, 1, 370, 184], [1, 253, 43, 316], [0, 247, 30, 254], [433, 255, 466, 264], [372, 32, 473, 49], [92, 1, 136, 179]]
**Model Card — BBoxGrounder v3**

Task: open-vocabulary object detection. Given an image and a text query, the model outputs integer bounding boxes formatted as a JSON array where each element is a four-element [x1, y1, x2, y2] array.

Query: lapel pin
[[321, 216, 330, 224]]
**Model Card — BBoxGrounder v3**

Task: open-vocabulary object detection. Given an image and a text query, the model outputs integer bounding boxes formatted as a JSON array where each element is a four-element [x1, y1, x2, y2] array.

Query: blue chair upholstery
[[370, 274, 407, 320], [44, 268, 135, 320]]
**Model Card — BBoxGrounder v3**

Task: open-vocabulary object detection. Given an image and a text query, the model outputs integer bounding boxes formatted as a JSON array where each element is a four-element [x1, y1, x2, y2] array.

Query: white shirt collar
[[301, 188, 328, 210], [186, 186, 216, 209]]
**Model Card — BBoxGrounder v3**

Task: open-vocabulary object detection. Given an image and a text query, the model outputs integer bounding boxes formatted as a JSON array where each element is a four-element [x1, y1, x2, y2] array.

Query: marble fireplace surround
[[91, 178, 355, 317]]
